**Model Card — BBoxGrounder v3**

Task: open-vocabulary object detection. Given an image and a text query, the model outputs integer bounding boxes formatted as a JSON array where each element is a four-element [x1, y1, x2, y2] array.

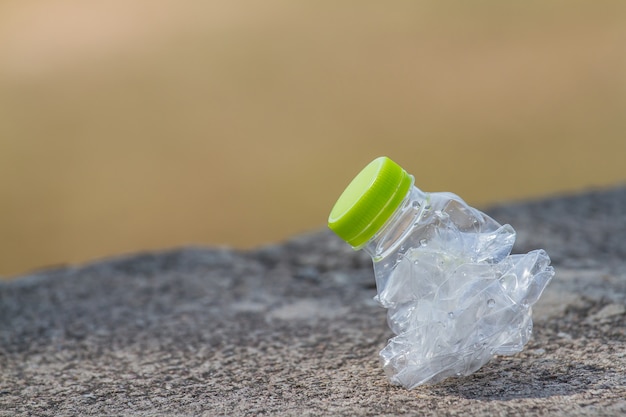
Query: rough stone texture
[[1, 187, 626, 416]]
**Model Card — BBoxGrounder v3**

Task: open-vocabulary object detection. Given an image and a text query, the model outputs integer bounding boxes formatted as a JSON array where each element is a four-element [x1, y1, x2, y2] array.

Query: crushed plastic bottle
[[328, 156, 554, 389]]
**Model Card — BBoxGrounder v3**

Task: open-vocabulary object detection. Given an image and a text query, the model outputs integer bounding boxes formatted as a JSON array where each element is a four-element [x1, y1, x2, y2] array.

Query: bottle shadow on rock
[[432, 356, 607, 401]]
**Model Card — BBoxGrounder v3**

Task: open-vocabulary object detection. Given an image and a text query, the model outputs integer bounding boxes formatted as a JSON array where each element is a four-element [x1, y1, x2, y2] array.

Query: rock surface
[[1, 187, 626, 416]]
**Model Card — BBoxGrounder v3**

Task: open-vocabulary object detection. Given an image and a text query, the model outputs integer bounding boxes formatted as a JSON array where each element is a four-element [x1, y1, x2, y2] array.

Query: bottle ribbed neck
[[362, 185, 428, 259]]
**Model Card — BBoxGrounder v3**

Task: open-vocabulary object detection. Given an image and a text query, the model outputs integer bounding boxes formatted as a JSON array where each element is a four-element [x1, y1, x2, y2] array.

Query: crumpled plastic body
[[370, 190, 555, 389]]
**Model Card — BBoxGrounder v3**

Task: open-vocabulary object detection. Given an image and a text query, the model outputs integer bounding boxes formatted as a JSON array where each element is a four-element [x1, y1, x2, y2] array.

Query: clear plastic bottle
[[328, 156, 554, 389]]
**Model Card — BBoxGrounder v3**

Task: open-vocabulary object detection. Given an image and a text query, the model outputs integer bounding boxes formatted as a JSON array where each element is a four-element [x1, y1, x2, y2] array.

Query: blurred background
[[1, 1, 625, 278]]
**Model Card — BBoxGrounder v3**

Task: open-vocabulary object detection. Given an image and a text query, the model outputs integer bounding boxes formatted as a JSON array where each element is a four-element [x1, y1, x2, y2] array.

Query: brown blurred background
[[1, 1, 625, 278]]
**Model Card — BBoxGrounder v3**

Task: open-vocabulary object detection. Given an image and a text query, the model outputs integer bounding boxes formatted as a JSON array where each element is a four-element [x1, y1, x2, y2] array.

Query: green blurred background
[[1, 1, 625, 278]]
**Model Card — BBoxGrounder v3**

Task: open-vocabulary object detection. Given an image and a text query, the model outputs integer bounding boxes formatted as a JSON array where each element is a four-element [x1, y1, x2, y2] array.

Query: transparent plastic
[[360, 182, 555, 389]]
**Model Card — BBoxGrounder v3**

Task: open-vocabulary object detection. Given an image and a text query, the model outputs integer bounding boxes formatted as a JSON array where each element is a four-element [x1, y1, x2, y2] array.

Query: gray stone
[[1, 187, 626, 416]]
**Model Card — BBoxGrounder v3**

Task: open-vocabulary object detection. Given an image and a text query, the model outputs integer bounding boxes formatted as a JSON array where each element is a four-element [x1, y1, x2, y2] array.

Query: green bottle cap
[[328, 156, 412, 248]]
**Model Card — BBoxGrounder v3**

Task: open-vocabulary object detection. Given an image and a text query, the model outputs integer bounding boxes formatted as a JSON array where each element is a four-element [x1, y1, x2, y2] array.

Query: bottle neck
[[361, 184, 429, 260]]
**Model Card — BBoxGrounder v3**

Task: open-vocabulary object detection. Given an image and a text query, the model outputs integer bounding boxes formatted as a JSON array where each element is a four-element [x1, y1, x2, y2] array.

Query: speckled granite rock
[[1, 187, 626, 416]]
